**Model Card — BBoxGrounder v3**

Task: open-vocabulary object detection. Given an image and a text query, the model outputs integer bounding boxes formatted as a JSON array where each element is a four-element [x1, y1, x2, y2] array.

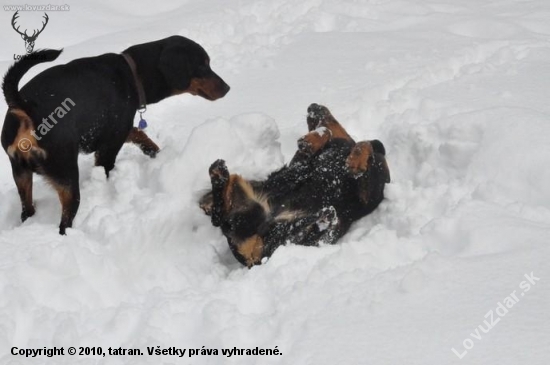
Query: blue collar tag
[[138, 110, 148, 130]]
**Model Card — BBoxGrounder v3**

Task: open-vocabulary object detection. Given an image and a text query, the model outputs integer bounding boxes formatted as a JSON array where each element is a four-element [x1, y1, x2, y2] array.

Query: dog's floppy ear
[[159, 45, 192, 91]]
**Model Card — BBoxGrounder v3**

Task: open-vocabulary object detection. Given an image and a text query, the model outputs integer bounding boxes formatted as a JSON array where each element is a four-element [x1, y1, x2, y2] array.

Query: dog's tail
[[2, 49, 62, 110], [3, 50, 61, 161]]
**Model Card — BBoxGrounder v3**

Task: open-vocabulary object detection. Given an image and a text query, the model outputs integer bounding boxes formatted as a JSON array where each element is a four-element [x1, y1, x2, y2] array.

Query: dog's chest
[[309, 148, 354, 204]]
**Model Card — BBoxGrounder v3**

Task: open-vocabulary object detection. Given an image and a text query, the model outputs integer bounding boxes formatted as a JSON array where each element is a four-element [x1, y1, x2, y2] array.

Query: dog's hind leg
[[297, 103, 355, 157], [46, 154, 81, 235], [53, 181, 80, 235], [306, 103, 354, 141], [48, 166, 80, 235], [10, 161, 35, 222]]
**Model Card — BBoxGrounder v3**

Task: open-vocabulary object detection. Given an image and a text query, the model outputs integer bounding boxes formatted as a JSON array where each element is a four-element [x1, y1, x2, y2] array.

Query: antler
[[11, 12, 49, 40], [31, 13, 49, 39], [11, 11, 28, 37]]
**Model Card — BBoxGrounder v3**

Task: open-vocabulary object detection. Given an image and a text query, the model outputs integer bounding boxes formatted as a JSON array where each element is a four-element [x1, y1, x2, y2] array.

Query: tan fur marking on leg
[[126, 127, 160, 154], [310, 107, 354, 142], [322, 119, 353, 141], [14, 171, 34, 215], [223, 175, 238, 213], [47, 180, 74, 228], [7, 109, 46, 160], [237, 235, 264, 267], [299, 129, 332, 155]]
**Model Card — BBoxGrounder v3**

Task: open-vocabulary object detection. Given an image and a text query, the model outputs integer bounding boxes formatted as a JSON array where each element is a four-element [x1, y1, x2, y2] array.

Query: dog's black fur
[[2, 36, 230, 234], [200, 104, 390, 267]]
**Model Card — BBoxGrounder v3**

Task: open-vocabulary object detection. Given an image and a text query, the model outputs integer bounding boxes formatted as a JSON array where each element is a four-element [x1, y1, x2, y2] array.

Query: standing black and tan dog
[[2, 36, 230, 234], [200, 104, 390, 267]]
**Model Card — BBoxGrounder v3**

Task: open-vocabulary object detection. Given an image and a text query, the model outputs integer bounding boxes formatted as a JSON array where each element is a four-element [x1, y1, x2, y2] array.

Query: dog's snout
[[221, 81, 230, 96], [209, 71, 230, 99]]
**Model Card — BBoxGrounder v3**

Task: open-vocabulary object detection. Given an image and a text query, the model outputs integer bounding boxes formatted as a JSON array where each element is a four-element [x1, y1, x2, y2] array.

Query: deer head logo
[[11, 11, 49, 54]]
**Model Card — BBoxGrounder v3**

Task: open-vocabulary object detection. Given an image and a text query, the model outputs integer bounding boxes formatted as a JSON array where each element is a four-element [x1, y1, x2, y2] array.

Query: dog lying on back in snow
[[2, 36, 230, 234], [199, 104, 390, 267]]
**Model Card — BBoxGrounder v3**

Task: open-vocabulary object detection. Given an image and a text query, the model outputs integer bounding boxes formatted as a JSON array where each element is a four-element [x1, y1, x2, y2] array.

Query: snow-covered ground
[[1, 0, 549, 364]]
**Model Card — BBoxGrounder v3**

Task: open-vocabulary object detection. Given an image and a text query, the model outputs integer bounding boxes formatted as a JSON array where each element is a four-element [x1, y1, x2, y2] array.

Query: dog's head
[[158, 36, 230, 101]]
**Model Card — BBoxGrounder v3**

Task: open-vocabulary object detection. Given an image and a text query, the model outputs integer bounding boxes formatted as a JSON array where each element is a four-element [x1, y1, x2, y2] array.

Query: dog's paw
[[346, 141, 373, 177], [21, 205, 36, 222], [209, 159, 229, 186], [316, 206, 339, 231], [306, 103, 331, 131], [142, 145, 159, 158], [298, 128, 332, 156]]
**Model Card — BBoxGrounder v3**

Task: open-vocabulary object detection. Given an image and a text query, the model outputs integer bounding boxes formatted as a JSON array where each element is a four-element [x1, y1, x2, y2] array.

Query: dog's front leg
[[208, 159, 230, 227], [125, 127, 160, 158]]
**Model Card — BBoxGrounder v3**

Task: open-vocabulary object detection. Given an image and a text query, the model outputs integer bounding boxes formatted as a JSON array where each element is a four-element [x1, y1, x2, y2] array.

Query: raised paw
[[346, 141, 373, 177], [209, 159, 230, 227], [307, 103, 332, 131], [209, 159, 229, 186], [306, 103, 353, 142], [298, 128, 332, 156], [141, 145, 159, 158], [126, 127, 160, 158]]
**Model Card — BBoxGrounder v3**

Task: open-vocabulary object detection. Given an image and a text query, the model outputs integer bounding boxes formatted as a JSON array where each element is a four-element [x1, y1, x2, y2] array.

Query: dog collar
[[122, 52, 148, 129], [121, 52, 147, 113]]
